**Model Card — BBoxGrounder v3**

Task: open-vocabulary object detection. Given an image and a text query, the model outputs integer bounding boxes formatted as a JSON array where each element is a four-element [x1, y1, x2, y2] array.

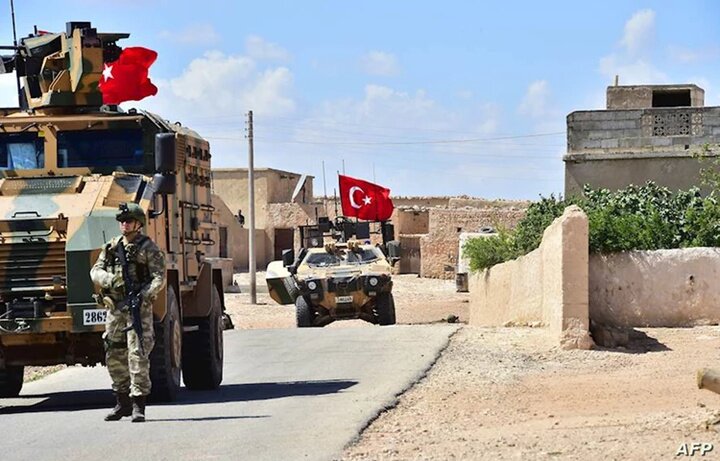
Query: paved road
[[0, 325, 459, 461]]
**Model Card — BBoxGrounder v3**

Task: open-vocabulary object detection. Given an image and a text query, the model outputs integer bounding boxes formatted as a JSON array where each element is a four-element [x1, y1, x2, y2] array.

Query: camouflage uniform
[[91, 233, 165, 397]]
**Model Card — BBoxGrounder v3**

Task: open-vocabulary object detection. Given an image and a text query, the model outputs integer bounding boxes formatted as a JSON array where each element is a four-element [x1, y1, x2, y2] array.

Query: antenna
[[9, 0, 21, 106]]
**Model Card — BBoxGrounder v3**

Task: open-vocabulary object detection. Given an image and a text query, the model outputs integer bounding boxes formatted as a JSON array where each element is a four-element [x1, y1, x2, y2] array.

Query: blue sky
[[1, 1, 719, 199]]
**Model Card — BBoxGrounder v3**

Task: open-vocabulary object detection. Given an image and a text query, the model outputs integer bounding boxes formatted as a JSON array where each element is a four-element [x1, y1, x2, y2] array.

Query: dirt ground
[[228, 273, 720, 460]]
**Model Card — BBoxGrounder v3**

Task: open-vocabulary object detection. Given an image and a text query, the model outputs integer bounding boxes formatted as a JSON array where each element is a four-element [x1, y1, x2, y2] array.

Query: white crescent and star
[[102, 64, 114, 82], [348, 186, 372, 209]]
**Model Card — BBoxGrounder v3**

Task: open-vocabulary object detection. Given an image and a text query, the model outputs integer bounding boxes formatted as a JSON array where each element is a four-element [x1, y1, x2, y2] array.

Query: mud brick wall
[[420, 207, 527, 279]]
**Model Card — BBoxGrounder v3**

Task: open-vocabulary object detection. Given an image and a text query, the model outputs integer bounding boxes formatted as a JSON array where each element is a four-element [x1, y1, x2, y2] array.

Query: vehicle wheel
[[149, 286, 182, 402], [182, 287, 224, 390], [0, 365, 23, 397], [375, 293, 396, 326], [295, 297, 316, 328]]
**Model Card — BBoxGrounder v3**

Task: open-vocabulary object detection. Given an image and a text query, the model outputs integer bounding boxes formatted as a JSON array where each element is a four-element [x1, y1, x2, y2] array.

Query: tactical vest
[[103, 234, 151, 286]]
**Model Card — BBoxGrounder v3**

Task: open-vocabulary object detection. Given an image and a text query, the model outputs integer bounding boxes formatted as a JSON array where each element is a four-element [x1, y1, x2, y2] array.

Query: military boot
[[104, 392, 132, 421], [131, 396, 146, 423]]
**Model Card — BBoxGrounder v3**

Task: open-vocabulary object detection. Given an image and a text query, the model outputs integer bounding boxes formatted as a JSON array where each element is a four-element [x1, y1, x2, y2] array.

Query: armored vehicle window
[[57, 129, 144, 168], [346, 248, 382, 264], [0, 132, 45, 169], [305, 253, 343, 267]]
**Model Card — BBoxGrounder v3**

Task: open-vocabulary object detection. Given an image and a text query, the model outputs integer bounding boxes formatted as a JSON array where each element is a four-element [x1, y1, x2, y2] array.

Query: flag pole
[[322, 160, 328, 216]]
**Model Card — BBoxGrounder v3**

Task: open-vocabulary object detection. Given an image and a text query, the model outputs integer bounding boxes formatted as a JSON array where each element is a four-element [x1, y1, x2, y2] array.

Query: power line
[[203, 131, 565, 147]]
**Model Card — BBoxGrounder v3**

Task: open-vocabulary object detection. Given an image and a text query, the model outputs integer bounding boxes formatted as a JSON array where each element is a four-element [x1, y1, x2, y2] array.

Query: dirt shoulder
[[341, 326, 720, 460]]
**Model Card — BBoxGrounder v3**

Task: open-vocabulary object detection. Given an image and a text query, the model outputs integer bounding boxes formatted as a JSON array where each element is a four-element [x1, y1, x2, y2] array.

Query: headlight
[[307, 281, 318, 290], [369, 277, 378, 287]]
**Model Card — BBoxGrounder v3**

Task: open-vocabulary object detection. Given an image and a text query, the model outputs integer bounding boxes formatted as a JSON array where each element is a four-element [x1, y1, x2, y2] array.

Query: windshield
[[0, 132, 45, 169], [304, 247, 382, 267], [57, 129, 144, 168]]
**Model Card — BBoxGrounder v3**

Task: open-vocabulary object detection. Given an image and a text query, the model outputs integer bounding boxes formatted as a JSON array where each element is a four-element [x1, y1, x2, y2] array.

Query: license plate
[[83, 309, 108, 326], [336, 295, 353, 303]]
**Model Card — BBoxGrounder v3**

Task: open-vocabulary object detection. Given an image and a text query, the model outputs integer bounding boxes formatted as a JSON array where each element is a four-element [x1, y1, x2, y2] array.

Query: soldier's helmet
[[116, 202, 146, 226]]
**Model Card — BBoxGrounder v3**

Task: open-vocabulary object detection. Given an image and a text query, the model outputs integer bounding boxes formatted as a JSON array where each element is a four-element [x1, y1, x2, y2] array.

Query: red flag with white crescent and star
[[339, 174, 394, 221], [98, 47, 158, 105]]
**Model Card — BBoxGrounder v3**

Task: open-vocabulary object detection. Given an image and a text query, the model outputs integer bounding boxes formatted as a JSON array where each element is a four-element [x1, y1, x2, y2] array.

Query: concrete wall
[[421, 207, 527, 279], [606, 84, 704, 110], [589, 248, 720, 327], [212, 168, 314, 229], [210, 194, 267, 270], [564, 106, 720, 196], [468, 206, 593, 350]]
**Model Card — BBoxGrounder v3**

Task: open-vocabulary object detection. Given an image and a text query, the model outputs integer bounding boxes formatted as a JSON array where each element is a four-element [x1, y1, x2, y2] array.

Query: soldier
[[90, 202, 166, 422]]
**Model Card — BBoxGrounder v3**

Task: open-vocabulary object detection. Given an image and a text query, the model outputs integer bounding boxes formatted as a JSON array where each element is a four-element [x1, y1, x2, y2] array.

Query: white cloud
[[158, 23, 220, 45], [668, 45, 720, 64], [245, 36, 290, 61], [598, 9, 666, 85], [360, 51, 400, 77], [518, 80, 550, 118], [620, 9, 655, 56], [135, 50, 295, 121]]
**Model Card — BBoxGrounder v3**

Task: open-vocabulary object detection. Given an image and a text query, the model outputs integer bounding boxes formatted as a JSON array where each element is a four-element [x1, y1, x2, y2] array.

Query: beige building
[[210, 168, 320, 270]]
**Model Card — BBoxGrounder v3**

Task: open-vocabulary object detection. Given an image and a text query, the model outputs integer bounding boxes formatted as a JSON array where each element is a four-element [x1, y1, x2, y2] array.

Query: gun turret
[[2, 21, 129, 111]]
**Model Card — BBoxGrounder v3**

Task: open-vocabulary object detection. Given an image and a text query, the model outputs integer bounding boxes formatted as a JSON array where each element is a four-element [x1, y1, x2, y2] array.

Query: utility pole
[[246, 110, 257, 304]]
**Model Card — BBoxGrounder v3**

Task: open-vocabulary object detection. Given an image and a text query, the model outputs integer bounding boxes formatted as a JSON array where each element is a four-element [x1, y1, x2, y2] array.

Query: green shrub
[[464, 181, 720, 272], [462, 227, 518, 272]]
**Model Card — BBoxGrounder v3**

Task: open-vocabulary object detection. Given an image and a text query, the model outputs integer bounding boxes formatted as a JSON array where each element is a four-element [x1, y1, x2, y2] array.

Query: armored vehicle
[[0, 22, 226, 401], [267, 218, 398, 327]]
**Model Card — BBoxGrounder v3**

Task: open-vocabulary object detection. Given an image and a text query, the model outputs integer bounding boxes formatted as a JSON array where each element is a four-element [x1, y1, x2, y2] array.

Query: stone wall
[[468, 206, 593, 350], [266, 202, 324, 256], [393, 208, 429, 236], [589, 248, 720, 327], [421, 207, 527, 279]]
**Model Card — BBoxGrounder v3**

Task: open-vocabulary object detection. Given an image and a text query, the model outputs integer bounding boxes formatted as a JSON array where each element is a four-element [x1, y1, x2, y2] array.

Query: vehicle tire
[[182, 287, 224, 390], [149, 286, 182, 402], [295, 297, 316, 328], [0, 365, 23, 397], [375, 293, 396, 326]]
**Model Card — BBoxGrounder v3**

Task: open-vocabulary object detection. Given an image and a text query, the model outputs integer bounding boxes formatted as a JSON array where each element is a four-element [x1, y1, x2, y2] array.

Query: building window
[[652, 90, 691, 108]]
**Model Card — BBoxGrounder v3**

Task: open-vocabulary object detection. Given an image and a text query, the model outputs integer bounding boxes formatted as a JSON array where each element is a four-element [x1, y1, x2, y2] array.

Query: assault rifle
[[116, 241, 146, 355]]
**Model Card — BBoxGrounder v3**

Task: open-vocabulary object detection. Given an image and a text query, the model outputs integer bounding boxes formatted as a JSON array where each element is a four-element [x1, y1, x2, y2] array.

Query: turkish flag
[[339, 175, 394, 221], [98, 47, 158, 105]]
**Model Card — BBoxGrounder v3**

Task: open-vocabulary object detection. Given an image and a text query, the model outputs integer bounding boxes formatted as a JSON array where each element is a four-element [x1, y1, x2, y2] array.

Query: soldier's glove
[[99, 272, 115, 289], [111, 273, 125, 292]]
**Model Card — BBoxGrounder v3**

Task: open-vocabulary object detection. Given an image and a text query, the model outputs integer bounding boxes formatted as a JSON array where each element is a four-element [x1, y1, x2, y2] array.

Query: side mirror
[[152, 173, 176, 195], [155, 133, 177, 173], [282, 249, 295, 268]]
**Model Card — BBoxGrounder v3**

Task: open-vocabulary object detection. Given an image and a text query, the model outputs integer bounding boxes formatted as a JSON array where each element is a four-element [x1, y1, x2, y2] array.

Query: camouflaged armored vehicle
[[0, 22, 226, 400], [267, 219, 398, 327]]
